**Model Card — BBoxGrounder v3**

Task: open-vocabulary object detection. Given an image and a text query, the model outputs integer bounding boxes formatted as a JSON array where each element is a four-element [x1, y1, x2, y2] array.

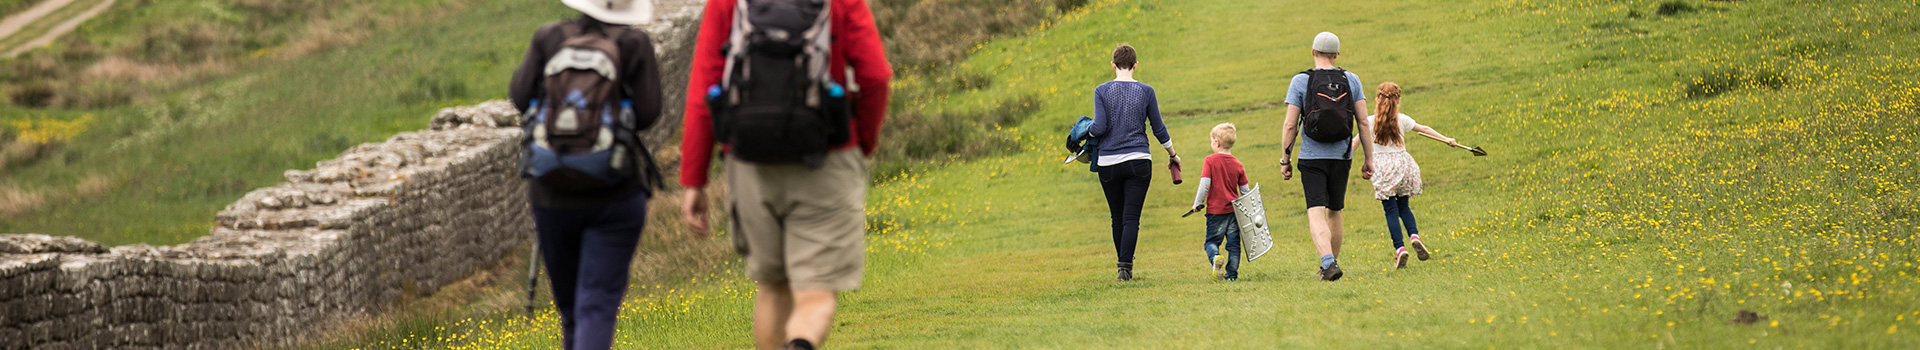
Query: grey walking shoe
[[1320, 262, 1344, 281]]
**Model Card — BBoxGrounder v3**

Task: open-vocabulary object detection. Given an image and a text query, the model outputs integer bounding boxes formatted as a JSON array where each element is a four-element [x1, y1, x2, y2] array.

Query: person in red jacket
[[679, 0, 891, 349]]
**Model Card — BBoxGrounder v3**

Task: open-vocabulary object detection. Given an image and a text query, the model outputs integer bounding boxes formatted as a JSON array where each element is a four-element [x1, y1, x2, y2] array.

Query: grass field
[[286, 0, 1920, 348], [0, 0, 567, 245]]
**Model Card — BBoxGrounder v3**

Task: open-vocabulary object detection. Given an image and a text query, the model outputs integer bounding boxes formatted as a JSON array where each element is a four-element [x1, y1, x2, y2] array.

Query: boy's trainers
[[1394, 248, 1410, 269], [1211, 255, 1227, 280], [1409, 235, 1431, 261]]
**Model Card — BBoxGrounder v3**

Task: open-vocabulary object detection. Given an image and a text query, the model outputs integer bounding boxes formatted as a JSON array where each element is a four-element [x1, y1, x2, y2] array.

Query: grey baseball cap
[[1312, 32, 1340, 53]]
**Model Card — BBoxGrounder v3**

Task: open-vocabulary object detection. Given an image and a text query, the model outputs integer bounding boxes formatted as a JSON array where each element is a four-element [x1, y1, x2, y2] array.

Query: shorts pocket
[[729, 203, 750, 256]]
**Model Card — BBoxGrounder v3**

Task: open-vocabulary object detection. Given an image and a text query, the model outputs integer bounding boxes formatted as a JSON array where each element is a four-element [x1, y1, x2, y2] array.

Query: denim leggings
[[532, 190, 649, 350], [1099, 159, 1152, 264], [1381, 195, 1420, 249]]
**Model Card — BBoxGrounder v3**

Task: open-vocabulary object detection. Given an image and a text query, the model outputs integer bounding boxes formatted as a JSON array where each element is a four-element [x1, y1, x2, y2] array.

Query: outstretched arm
[[1413, 124, 1459, 146]]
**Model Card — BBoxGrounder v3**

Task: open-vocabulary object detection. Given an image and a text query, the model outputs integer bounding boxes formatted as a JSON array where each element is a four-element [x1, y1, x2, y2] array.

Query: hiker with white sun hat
[[562, 0, 654, 25], [508, 0, 661, 348]]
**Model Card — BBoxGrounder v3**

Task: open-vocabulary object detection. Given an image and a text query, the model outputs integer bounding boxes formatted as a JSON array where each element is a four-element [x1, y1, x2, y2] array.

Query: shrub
[[1656, 1, 1696, 16], [1684, 67, 1784, 99], [9, 82, 58, 108], [873, 94, 1040, 178], [874, 0, 1053, 75]]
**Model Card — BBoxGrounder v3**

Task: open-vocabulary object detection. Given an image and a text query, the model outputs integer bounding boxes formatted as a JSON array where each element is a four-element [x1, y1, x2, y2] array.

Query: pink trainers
[[1394, 247, 1410, 269], [1409, 235, 1430, 261]]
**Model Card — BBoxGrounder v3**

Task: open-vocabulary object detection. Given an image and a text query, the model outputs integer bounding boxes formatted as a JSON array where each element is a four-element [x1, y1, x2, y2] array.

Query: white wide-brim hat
[[563, 0, 653, 25]]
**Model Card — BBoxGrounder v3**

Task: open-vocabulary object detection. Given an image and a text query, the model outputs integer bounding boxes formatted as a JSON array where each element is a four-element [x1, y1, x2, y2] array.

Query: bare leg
[[1328, 210, 1344, 257], [786, 290, 839, 347], [754, 283, 795, 350], [1307, 207, 1333, 257]]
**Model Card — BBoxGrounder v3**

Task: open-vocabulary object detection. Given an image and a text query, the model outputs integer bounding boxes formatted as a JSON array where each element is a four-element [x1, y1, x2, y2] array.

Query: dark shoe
[[785, 339, 816, 350], [1117, 262, 1134, 281], [1410, 235, 1431, 261], [1320, 263, 1344, 281]]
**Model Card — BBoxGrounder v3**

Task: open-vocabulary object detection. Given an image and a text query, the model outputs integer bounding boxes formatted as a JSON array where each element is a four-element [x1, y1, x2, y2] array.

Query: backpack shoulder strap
[[560, 22, 582, 40]]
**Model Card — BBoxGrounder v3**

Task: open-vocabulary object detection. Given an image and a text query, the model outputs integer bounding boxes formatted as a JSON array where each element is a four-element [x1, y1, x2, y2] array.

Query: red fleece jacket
[[679, 0, 893, 187]]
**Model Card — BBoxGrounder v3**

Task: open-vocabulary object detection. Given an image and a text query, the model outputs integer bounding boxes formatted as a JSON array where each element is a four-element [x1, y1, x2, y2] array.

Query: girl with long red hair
[[1365, 82, 1468, 269]]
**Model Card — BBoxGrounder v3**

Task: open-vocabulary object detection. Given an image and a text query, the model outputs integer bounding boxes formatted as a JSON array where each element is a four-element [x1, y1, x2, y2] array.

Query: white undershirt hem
[[1096, 152, 1152, 166]]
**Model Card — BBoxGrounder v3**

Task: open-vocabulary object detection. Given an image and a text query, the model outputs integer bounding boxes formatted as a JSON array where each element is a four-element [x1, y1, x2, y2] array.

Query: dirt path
[[3, 0, 108, 58], [0, 0, 74, 41]]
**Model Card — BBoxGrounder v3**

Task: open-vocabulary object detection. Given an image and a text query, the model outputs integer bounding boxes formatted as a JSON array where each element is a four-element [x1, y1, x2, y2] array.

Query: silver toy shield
[[1232, 184, 1273, 261]]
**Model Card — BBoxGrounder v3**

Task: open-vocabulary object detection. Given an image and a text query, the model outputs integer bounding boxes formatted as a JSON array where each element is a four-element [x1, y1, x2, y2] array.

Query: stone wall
[[0, 101, 530, 349], [0, 2, 705, 348]]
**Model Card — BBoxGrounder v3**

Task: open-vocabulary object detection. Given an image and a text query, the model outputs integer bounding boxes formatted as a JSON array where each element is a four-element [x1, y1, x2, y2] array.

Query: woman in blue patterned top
[[1087, 44, 1178, 281]]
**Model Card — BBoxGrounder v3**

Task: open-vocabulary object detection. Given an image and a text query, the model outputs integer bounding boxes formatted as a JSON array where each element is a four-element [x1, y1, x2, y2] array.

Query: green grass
[[7, 0, 1919, 347], [0, 0, 570, 245], [0, 0, 106, 52], [313, 0, 1920, 347]]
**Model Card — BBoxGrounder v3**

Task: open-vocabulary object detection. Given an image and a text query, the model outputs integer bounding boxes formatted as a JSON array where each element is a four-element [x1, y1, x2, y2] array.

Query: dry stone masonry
[[0, 101, 531, 350], [0, 2, 706, 347]]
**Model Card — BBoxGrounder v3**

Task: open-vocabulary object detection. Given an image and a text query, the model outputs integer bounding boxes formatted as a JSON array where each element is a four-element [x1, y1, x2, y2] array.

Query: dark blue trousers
[[532, 190, 648, 350], [1098, 159, 1152, 264]]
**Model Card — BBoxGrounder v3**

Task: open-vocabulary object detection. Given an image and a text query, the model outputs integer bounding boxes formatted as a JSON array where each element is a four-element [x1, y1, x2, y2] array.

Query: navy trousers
[[532, 190, 649, 350], [1381, 195, 1420, 249], [1099, 159, 1152, 264]]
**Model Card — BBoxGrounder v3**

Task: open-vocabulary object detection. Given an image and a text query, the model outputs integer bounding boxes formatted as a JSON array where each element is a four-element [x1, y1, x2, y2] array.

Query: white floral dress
[[1367, 114, 1424, 200]]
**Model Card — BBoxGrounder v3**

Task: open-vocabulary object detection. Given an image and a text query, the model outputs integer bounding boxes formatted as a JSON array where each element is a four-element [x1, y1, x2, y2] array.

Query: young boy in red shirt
[[1190, 123, 1250, 280]]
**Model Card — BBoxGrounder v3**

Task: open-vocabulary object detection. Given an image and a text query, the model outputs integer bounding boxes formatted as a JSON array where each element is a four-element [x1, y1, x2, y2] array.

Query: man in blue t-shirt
[[1279, 32, 1376, 282]]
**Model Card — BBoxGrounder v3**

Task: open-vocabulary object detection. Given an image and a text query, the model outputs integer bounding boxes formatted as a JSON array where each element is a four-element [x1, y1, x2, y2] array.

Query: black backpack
[[1299, 68, 1356, 144], [520, 23, 659, 193], [708, 0, 851, 168]]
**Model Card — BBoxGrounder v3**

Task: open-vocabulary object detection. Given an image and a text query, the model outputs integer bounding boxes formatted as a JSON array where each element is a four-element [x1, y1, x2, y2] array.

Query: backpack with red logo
[[1299, 68, 1356, 144]]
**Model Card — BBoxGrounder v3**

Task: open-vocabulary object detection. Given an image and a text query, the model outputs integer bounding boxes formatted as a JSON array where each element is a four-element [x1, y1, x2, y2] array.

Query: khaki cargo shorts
[[726, 149, 868, 291]]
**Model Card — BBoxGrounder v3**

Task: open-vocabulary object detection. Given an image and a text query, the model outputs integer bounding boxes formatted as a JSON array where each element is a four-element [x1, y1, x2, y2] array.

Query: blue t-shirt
[[1284, 69, 1367, 160]]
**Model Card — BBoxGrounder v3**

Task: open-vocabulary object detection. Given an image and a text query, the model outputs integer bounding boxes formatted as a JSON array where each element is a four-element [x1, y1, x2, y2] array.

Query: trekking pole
[[525, 241, 541, 314]]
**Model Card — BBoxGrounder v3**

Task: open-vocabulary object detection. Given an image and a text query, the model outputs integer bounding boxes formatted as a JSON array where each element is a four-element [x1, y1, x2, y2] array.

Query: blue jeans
[[531, 190, 649, 350], [1381, 196, 1419, 249], [1204, 213, 1242, 279]]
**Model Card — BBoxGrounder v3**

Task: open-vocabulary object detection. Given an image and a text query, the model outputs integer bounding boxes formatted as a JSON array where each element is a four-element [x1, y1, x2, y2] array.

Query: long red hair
[[1372, 82, 1403, 146]]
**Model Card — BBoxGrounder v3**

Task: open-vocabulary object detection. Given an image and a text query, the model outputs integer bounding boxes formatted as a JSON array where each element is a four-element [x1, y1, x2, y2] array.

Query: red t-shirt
[[1203, 153, 1248, 214], [679, 0, 894, 187]]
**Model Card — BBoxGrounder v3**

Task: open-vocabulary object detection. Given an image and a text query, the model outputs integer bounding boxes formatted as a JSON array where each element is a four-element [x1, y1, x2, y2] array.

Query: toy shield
[[1231, 184, 1273, 261]]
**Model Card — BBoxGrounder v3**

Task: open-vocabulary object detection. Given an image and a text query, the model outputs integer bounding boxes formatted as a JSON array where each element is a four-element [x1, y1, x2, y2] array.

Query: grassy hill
[[316, 0, 1916, 347], [13, 0, 1919, 347], [0, 0, 574, 245]]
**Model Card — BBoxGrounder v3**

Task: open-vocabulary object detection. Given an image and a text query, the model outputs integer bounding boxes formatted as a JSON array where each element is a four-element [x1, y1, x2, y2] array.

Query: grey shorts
[[726, 149, 869, 291]]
